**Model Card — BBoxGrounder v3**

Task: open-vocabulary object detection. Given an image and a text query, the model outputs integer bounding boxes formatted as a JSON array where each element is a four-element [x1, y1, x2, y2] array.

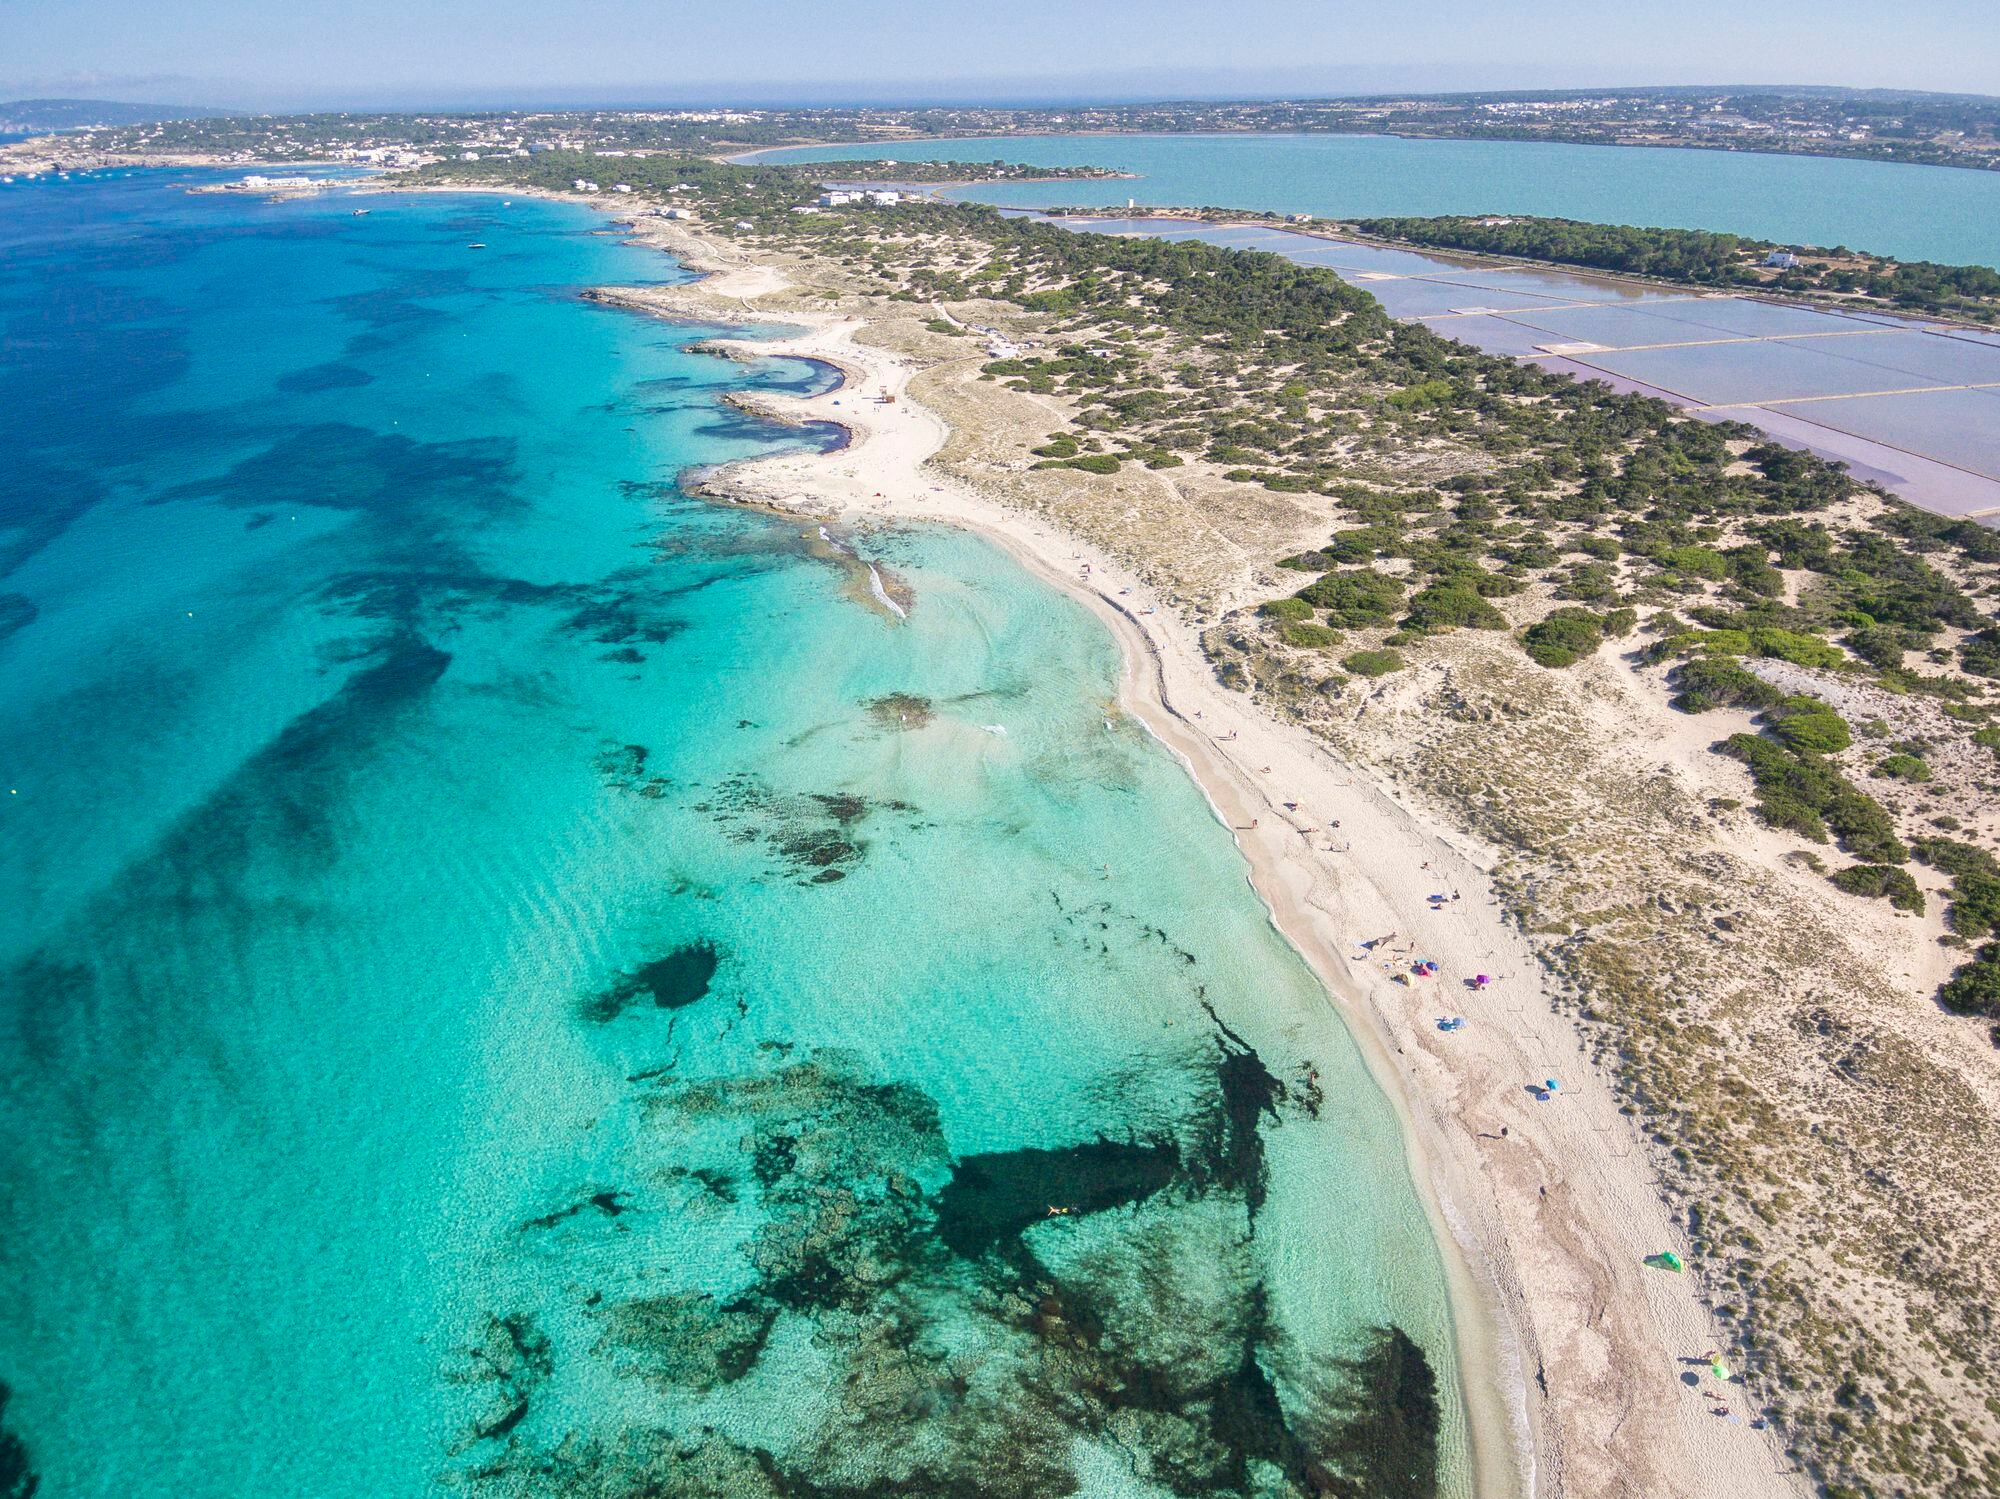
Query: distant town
[[5, 84, 2000, 175]]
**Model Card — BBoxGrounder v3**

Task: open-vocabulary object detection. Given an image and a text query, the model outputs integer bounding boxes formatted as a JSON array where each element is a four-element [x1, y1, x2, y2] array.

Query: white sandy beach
[[601, 231, 1812, 1499]]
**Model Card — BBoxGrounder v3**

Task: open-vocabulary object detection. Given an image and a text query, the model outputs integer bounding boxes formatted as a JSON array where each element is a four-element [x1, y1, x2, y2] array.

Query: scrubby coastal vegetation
[[389, 146, 2000, 1496], [1354, 213, 2000, 324]]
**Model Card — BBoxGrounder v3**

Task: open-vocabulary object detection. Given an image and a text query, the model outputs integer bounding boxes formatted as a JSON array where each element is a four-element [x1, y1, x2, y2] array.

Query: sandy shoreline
[[584, 212, 1811, 1499]]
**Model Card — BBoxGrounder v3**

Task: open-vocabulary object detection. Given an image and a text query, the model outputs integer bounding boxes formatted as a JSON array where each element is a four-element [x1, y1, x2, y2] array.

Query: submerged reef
[[582, 942, 722, 1023], [0, 595, 36, 645], [863, 693, 933, 731], [0, 1381, 37, 1499], [593, 742, 671, 797], [692, 774, 920, 884], [445, 1029, 1441, 1499]]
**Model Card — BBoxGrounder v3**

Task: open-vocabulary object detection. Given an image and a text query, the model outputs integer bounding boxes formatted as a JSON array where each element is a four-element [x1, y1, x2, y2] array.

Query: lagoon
[[754, 132, 2000, 270]]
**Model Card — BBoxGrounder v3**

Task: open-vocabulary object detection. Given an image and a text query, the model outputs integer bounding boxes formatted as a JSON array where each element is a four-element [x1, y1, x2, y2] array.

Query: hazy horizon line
[[8, 72, 2000, 122]]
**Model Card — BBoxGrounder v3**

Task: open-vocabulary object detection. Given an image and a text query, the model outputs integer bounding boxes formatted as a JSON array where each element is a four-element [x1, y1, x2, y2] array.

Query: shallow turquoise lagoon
[[755, 131, 2000, 269], [0, 171, 1469, 1496]]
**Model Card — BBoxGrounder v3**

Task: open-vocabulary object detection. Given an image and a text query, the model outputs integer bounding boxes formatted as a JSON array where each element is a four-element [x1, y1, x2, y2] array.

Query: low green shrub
[[1765, 696, 1853, 755], [1750, 627, 1846, 669], [1829, 864, 1925, 913], [1278, 622, 1344, 649], [1343, 648, 1406, 678], [1961, 628, 2000, 679], [1659, 545, 1732, 580], [1669, 657, 1785, 714], [1064, 453, 1120, 476], [1843, 624, 1919, 671], [1403, 581, 1506, 633], [1259, 597, 1314, 623], [1720, 732, 1906, 862], [1522, 608, 1605, 668], [1873, 753, 1930, 783], [1296, 569, 1407, 628], [1913, 838, 2000, 938], [1937, 942, 2000, 1044]]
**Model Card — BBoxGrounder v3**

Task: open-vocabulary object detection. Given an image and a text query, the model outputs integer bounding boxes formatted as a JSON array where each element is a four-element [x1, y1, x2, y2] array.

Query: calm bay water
[[755, 132, 2000, 269], [0, 170, 1466, 1496]]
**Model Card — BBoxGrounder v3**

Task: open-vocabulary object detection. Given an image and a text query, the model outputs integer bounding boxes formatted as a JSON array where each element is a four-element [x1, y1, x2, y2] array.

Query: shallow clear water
[[0, 170, 1468, 1496], [756, 132, 2000, 269]]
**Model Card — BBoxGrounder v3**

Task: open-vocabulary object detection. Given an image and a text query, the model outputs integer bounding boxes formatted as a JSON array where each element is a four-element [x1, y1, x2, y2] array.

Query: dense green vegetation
[[1358, 215, 1755, 285], [1354, 214, 2000, 322], [1829, 863, 1925, 913], [1342, 648, 1406, 678]]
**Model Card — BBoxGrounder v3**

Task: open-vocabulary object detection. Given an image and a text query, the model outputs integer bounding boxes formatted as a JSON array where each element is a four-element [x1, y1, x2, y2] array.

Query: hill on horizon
[[0, 98, 229, 133]]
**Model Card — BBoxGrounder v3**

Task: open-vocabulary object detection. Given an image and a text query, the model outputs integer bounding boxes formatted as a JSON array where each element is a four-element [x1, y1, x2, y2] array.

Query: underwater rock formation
[[583, 942, 722, 1022], [445, 1045, 1442, 1499], [0, 1381, 37, 1499], [863, 693, 933, 730], [692, 775, 920, 885]]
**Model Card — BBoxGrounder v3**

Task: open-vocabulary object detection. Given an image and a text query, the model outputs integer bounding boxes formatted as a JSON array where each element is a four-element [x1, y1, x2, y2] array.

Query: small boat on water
[[466, 242, 486, 249], [352, 208, 370, 216]]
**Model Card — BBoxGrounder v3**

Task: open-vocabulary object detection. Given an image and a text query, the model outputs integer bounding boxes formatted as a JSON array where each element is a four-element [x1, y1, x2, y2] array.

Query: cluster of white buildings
[[815, 188, 905, 208]]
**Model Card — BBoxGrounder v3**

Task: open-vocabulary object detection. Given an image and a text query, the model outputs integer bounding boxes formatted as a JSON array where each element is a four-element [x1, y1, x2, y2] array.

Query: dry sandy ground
[[599, 230, 1813, 1499]]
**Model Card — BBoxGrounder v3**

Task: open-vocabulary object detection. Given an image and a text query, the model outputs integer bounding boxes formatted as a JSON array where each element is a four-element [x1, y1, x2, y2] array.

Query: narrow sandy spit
[[593, 222, 1809, 1499]]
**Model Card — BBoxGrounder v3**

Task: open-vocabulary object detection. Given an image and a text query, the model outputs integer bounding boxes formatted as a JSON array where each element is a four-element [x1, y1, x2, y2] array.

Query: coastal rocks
[[582, 941, 722, 1022], [592, 1292, 776, 1391], [519, 1189, 631, 1232], [693, 773, 919, 884], [0, 1380, 38, 1499], [164, 422, 517, 521], [445, 1313, 551, 1457], [863, 692, 934, 730], [933, 1138, 1181, 1258], [0, 594, 37, 645], [446, 1043, 1441, 1499], [558, 592, 687, 648], [1302, 1327, 1443, 1499], [592, 742, 671, 797], [647, 1053, 949, 1310], [274, 360, 374, 394]]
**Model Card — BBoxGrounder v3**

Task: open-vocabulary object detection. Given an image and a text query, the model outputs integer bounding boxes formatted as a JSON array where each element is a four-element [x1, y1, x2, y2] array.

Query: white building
[[612, 183, 632, 194], [572, 179, 600, 193], [815, 188, 904, 208]]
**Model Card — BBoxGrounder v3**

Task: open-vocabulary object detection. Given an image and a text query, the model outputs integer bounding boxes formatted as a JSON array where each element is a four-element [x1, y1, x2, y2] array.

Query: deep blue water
[[755, 132, 2000, 269], [0, 169, 1467, 1496]]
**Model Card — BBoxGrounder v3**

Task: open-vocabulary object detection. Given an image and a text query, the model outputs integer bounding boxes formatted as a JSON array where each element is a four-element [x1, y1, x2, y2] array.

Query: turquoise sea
[[0, 171, 1468, 1496], [754, 132, 2000, 269]]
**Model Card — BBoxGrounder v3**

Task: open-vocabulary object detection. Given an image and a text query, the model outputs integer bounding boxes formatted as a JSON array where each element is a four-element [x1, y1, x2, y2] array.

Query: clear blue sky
[[3, 0, 1996, 108]]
